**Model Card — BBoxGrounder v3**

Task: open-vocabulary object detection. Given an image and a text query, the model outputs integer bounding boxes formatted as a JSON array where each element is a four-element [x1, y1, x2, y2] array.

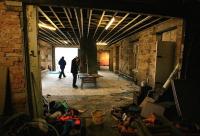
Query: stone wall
[[111, 18, 184, 87], [112, 44, 120, 72], [39, 40, 53, 71], [109, 49, 113, 71], [0, 2, 27, 112]]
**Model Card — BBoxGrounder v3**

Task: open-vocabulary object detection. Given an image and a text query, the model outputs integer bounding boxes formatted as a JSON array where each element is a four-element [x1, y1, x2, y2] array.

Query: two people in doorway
[[71, 56, 80, 88], [58, 56, 66, 79], [58, 56, 80, 88]]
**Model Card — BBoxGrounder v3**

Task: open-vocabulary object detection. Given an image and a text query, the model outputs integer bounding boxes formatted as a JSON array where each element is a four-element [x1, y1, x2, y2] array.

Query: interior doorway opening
[[55, 47, 78, 73], [98, 51, 109, 70]]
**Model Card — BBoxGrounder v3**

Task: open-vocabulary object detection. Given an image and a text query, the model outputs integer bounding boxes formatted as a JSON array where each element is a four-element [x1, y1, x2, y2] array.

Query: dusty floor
[[42, 69, 140, 136]]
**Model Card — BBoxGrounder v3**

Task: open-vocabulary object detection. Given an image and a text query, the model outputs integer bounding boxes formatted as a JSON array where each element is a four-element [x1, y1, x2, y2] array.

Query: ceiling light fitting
[[96, 42, 107, 45], [62, 40, 69, 44], [105, 17, 115, 30], [38, 23, 56, 31]]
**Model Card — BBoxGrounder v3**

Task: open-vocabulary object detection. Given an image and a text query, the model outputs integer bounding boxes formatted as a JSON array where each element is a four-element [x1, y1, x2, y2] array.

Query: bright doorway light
[[55, 48, 78, 73]]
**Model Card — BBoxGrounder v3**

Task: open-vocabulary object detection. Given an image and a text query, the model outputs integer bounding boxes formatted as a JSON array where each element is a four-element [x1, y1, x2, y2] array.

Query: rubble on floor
[[1, 78, 200, 136], [111, 103, 200, 136]]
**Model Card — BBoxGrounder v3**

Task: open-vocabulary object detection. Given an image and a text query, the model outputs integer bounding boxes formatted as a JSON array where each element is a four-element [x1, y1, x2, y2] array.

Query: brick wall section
[[0, 2, 27, 112], [111, 18, 183, 87]]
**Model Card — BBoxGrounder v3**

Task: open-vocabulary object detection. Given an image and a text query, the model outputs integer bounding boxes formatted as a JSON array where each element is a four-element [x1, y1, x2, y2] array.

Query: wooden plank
[[0, 66, 8, 115]]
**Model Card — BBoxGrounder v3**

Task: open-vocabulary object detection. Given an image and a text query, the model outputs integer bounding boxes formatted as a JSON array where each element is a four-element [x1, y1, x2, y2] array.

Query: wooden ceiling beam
[[24, 0, 183, 18], [100, 13, 129, 42], [49, 7, 78, 45], [38, 7, 74, 46], [96, 12, 118, 41], [39, 30, 64, 46], [63, 8, 79, 44], [39, 27, 67, 45], [74, 8, 82, 39], [67, 8, 72, 18], [105, 14, 141, 42], [110, 17, 161, 45], [39, 34, 60, 46], [87, 9, 92, 38], [49, 6, 65, 28], [80, 8, 84, 37], [39, 37, 54, 45], [93, 11, 105, 38], [108, 16, 152, 43]]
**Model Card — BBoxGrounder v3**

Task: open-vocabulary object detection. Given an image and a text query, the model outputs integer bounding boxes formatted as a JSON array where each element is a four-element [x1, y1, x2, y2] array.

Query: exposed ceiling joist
[[24, 0, 184, 17], [74, 8, 82, 39], [39, 28, 64, 45], [96, 12, 118, 41], [38, 7, 74, 46], [87, 9, 92, 38], [100, 13, 129, 42], [93, 11, 105, 38], [105, 15, 141, 42], [63, 8, 79, 44], [67, 8, 72, 18], [49, 6, 64, 28], [80, 8, 84, 37], [108, 16, 152, 43], [39, 35, 58, 46], [110, 17, 162, 44], [38, 6, 169, 49]]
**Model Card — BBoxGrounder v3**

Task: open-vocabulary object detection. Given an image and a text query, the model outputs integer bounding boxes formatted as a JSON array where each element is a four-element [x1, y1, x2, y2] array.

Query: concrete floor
[[42, 69, 140, 136]]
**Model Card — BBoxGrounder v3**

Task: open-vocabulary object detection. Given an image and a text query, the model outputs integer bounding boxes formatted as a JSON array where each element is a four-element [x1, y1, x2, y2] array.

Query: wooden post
[[26, 5, 43, 117], [52, 46, 55, 71]]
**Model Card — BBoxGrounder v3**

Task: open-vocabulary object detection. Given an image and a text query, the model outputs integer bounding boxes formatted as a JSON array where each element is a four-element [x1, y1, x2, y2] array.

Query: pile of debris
[[111, 90, 200, 136], [109, 63, 200, 136], [43, 96, 85, 136], [0, 97, 85, 136]]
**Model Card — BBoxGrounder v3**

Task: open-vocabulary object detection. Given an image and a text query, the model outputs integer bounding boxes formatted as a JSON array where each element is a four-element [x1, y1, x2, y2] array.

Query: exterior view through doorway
[[55, 47, 78, 73]]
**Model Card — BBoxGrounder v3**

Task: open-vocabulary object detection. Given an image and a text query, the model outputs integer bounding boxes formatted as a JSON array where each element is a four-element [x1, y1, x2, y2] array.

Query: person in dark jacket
[[71, 56, 80, 88], [58, 56, 66, 79]]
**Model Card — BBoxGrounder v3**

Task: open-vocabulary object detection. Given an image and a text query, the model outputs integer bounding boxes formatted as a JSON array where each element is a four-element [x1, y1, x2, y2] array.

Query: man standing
[[71, 56, 80, 88], [58, 56, 66, 79]]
